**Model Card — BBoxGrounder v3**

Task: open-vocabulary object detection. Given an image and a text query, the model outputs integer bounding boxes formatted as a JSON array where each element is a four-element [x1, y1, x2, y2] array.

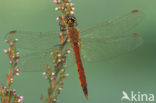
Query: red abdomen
[[73, 43, 88, 99]]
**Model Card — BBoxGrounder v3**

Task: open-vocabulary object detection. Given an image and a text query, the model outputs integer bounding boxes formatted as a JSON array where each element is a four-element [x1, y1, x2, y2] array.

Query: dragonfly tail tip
[[85, 94, 88, 100]]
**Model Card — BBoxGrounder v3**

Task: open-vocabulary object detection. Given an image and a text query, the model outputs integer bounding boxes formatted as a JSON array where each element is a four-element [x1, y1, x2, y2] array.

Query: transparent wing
[[4, 30, 62, 72], [81, 33, 143, 62], [4, 30, 60, 52], [79, 10, 144, 62], [80, 10, 144, 38], [18, 48, 53, 72], [4, 30, 75, 72], [19, 43, 75, 72]]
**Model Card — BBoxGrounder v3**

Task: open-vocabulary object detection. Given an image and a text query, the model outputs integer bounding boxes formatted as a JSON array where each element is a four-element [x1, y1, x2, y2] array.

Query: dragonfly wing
[[19, 43, 75, 72], [81, 33, 143, 62], [80, 10, 144, 38], [4, 30, 60, 52], [18, 48, 54, 72]]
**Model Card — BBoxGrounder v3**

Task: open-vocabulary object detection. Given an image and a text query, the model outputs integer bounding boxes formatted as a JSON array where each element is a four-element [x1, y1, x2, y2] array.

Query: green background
[[0, 0, 156, 103]]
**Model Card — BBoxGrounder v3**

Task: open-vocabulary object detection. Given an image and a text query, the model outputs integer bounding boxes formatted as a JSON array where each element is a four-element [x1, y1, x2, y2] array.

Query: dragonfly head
[[64, 15, 77, 27]]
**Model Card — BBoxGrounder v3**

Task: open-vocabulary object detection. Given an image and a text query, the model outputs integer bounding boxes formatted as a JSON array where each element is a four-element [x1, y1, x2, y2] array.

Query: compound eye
[[65, 15, 77, 24]]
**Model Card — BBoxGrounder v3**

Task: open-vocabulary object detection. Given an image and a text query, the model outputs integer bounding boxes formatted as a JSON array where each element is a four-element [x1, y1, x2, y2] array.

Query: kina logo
[[121, 91, 154, 102]]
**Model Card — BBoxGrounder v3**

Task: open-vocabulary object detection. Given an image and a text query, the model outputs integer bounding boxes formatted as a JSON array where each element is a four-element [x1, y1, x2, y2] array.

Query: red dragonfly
[[5, 10, 144, 99], [64, 15, 88, 99]]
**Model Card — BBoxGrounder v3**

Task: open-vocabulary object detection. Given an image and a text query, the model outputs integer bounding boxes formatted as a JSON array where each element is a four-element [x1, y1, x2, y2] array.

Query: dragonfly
[[5, 10, 144, 99]]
